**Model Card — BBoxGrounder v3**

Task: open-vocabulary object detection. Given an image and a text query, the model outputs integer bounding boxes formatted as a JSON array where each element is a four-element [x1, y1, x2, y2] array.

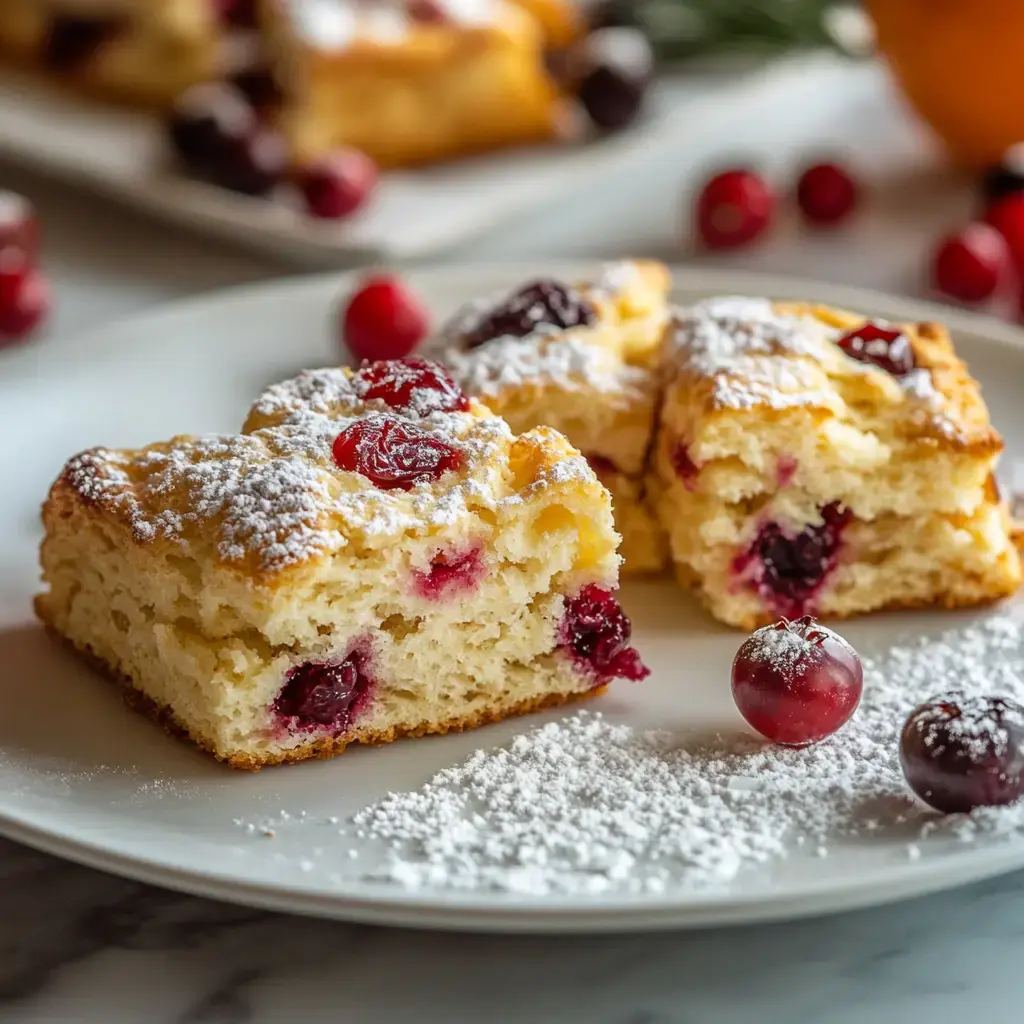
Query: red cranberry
[[574, 28, 653, 132], [731, 616, 862, 746], [0, 192, 38, 261], [229, 67, 283, 113], [0, 260, 50, 345], [332, 415, 463, 490], [354, 358, 468, 414], [560, 584, 650, 683], [900, 694, 1024, 814], [835, 322, 915, 377], [298, 149, 378, 220], [670, 440, 699, 488], [462, 280, 597, 349], [695, 169, 774, 250], [981, 143, 1024, 206], [342, 275, 431, 362], [167, 83, 256, 174], [930, 224, 1008, 303], [413, 546, 484, 600], [273, 648, 374, 730], [983, 194, 1024, 274], [742, 503, 850, 619], [44, 15, 123, 71], [796, 161, 859, 226]]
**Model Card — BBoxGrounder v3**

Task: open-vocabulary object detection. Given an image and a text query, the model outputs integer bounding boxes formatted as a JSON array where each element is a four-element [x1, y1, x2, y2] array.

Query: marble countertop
[[2, 60, 1023, 1022]]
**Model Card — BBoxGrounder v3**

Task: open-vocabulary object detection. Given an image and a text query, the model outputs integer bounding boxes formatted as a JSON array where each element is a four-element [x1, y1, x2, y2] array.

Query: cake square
[[431, 260, 672, 573], [36, 357, 647, 768], [649, 297, 1022, 629]]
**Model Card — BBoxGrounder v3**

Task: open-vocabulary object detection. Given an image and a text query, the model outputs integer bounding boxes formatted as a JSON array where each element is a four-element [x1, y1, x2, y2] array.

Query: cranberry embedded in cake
[[413, 546, 485, 600], [670, 440, 699, 488], [835, 322, 915, 376], [560, 584, 649, 683], [274, 647, 375, 731], [462, 280, 598, 349], [354, 358, 468, 415]]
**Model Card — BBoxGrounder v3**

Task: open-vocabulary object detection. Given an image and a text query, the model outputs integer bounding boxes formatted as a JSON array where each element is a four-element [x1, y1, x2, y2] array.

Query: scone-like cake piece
[[260, 0, 563, 168], [433, 260, 671, 573], [650, 297, 1021, 629], [37, 358, 647, 769], [0, 0, 236, 107]]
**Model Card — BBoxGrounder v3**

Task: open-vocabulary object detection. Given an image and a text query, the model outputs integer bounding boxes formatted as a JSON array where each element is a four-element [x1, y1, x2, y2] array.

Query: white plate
[[4, 263, 1024, 934], [0, 55, 851, 266]]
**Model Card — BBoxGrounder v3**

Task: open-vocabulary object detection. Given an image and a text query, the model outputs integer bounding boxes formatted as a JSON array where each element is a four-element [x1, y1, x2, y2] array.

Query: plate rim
[[5, 260, 1024, 933]]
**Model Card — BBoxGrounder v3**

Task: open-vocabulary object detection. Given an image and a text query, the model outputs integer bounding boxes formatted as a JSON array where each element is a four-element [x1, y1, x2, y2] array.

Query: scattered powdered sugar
[[351, 615, 1024, 896]]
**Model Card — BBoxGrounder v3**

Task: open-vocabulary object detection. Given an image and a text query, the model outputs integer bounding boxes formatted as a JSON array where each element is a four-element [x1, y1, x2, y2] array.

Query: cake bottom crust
[[40, 617, 604, 771]]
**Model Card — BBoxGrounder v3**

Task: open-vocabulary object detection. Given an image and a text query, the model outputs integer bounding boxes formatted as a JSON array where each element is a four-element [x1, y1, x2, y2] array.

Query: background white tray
[[0, 54, 855, 267]]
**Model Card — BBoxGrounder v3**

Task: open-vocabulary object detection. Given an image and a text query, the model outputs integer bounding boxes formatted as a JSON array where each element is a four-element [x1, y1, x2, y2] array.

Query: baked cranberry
[[342, 275, 431, 362], [274, 648, 374, 730], [0, 192, 38, 261], [0, 259, 50, 345], [167, 83, 256, 174], [983, 194, 1024, 274], [298, 149, 378, 220], [981, 143, 1024, 206], [900, 694, 1024, 814], [671, 440, 699, 488], [210, 126, 288, 196], [695, 169, 774, 250], [835, 322, 915, 377], [229, 67, 283, 113], [796, 161, 859, 226], [44, 15, 122, 71], [561, 584, 649, 683], [930, 224, 1008, 303], [354, 358, 468, 414], [332, 415, 463, 490], [731, 616, 863, 746], [413, 546, 484, 599], [741, 503, 850, 619], [585, 453, 618, 479], [462, 280, 597, 349], [573, 28, 653, 132]]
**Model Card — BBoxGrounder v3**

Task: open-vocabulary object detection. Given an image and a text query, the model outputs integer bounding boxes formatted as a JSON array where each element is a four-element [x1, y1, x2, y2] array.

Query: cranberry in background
[[341, 275, 432, 362], [0, 193, 50, 347], [930, 224, 1009, 303], [694, 169, 774, 250]]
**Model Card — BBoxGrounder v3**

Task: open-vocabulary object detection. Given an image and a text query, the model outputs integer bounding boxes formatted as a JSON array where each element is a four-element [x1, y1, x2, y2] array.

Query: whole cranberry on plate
[[930, 223, 1008, 303], [572, 27, 653, 132], [0, 256, 50, 346], [796, 161, 859, 226], [731, 615, 863, 746], [341, 275, 431, 362], [694, 168, 774, 250], [298, 149, 379, 220], [167, 83, 256, 175]]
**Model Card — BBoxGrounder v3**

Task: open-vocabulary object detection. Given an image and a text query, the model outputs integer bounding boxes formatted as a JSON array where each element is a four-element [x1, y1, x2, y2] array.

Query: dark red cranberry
[[44, 15, 123, 71], [561, 584, 650, 683], [695, 169, 774, 250], [273, 649, 374, 730], [0, 191, 38, 261], [342, 275, 431, 362], [215, 0, 259, 28], [332, 415, 463, 490], [983, 194, 1024, 274], [414, 547, 484, 600], [354, 358, 468, 414], [981, 143, 1024, 206], [462, 280, 597, 349], [229, 67, 284, 113], [167, 83, 256, 174], [0, 258, 50, 345], [671, 440, 699, 488], [298, 149, 378, 220], [835, 322, 915, 377], [731, 616, 863, 746], [210, 126, 288, 196], [743, 503, 850, 619], [796, 162, 859, 226], [930, 224, 1008, 303], [585, 453, 618, 479], [573, 28, 652, 132], [900, 694, 1024, 813]]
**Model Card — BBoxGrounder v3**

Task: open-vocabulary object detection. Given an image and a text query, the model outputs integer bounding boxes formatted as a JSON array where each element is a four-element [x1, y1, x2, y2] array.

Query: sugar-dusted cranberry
[[273, 648, 374, 730], [670, 440, 699, 488], [229, 67, 284, 113], [167, 83, 256, 174], [0, 258, 50, 345], [835, 322, 915, 377], [0, 192, 38, 262], [413, 546, 484, 600], [573, 28, 653, 132], [796, 161, 859, 226], [900, 694, 1024, 814], [983, 193, 1024, 274], [561, 584, 650, 683], [342, 275, 431, 362], [742, 503, 850, 619], [354, 358, 468, 414], [695, 169, 774, 250], [298, 149, 378, 220], [462, 280, 597, 349], [930, 223, 1008, 303], [332, 415, 463, 490], [981, 143, 1024, 206], [731, 616, 863, 746], [44, 15, 122, 71]]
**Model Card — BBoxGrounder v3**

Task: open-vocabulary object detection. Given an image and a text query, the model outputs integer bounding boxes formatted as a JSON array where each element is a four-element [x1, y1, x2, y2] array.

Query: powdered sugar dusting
[[352, 615, 1024, 895]]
